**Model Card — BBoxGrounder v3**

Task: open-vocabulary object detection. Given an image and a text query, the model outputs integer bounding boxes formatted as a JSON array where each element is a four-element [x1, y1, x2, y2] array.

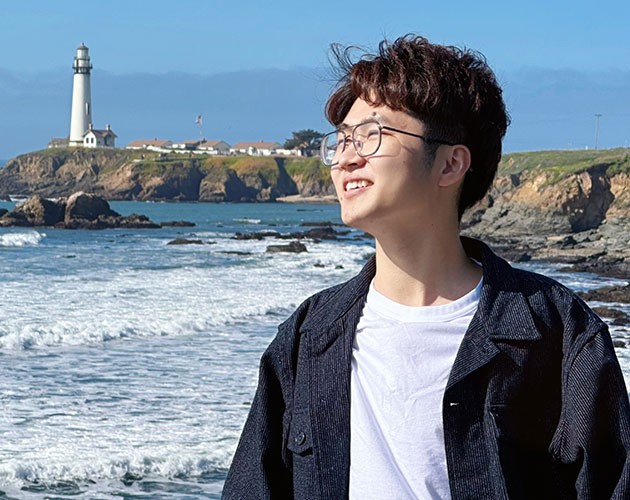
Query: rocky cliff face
[[462, 163, 622, 235], [0, 149, 299, 202], [460, 150, 629, 278], [1, 148, 628, 240]]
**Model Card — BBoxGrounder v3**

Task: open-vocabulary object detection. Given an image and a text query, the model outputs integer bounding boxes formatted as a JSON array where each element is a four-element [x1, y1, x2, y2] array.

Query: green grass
[[499, 148, 630, 180], [284, 157, 329, 182]]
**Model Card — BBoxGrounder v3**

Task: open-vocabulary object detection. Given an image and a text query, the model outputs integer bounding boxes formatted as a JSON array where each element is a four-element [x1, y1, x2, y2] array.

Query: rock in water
[[167, 238, 204, 245], [0, 192, 160, 229], [0, 195, 64, 226], [64, 191, 119, 223], [266, 241, 307, 253]]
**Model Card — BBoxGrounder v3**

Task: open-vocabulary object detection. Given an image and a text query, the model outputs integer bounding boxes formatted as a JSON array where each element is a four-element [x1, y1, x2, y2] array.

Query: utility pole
[[594, 113, 602, 150]]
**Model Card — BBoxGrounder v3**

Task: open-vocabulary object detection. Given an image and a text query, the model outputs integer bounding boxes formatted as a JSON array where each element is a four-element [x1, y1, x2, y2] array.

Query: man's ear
[[437, 145, 471, 187]]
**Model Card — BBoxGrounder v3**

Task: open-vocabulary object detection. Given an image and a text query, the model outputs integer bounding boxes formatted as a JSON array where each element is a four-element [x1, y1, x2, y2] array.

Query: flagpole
[[196, 114, 203, 140]]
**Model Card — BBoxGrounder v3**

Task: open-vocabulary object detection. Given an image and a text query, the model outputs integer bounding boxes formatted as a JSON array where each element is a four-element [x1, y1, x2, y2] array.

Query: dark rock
[[579, 285, 630, 304], [117, 214, 161, 229], [160, 220, 196, 227], [613, 340, 626, 348], [0, 192, 160, 230], [266, 241, 307, 253], [2, 195, 64, 226], [497, 250, 532, 263], [233, 231, 280, 240], [558, 235, 578, 248], [167, 238, 204, 245], [0, 208, 7, 217], [547, 255, 588, 264], [121, 472, 143, 486], [221, 250, 253, 255], [64, 191, 118, 223], [277, 226, 350, 241], [0, 211, 32, 227], [592, 307, 630, 326], [565, 259, 629, 279]]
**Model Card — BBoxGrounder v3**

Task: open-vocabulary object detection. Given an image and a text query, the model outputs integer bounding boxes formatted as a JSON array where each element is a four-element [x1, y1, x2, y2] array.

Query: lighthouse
[[69, 43, 93, 146]]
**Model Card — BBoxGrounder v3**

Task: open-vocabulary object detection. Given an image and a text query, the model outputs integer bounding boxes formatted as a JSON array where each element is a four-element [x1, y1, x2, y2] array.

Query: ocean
[[0, 201, 628, 499]]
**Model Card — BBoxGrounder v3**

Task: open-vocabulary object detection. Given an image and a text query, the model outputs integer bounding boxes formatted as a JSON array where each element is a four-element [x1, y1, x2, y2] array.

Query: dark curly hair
[[325, 35, 510, 219]]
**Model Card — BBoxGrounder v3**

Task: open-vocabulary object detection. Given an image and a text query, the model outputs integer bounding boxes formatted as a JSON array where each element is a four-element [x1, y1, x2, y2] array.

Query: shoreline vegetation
[[0, 146, 628, 285]]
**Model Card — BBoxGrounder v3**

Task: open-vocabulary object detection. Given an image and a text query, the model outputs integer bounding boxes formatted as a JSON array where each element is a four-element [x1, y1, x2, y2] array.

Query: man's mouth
[[344, 179, 373, 191]]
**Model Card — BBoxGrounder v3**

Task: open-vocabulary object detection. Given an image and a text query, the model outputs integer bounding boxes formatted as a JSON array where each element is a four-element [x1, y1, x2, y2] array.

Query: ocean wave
[[0, 453, 227, 498], [233, 218, 261, 224], [0, 311, 277, 350], [0, 231, 44, 247], [0, 242, 367, 350]]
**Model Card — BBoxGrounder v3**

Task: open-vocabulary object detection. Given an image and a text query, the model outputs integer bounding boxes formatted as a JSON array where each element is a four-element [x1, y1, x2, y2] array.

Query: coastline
[[275, 194, 338, 204]]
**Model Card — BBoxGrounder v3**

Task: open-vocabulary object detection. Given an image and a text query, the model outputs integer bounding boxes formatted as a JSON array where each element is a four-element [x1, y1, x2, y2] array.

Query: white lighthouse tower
[[69, 43, 93, 146]]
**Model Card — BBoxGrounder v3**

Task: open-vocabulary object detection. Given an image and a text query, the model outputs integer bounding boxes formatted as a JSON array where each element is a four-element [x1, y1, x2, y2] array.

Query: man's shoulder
[[494, 261, 606, 339], [473, 238, 606, 339]]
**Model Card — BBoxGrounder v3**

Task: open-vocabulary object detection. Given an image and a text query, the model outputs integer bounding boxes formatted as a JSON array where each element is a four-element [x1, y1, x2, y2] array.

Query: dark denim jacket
[[223, 238, 630, 499]]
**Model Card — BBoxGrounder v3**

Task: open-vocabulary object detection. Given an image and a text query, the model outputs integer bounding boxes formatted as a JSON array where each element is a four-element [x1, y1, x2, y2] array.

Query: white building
[[126, 139, 173, 152], [230, 141, 281, 156], [197, 140, 231, 155], [83, 124, 117, 148], [275, 148, 303, 157], [171, 140, 201, 151]]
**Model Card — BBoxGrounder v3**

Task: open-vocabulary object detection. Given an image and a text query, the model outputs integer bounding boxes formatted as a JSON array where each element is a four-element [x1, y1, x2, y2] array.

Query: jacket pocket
[[287, 409, 316, 498]]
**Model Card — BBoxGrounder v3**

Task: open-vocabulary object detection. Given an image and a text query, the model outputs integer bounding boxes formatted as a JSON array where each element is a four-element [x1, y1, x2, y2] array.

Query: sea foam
[[0, 231, 44, 247]]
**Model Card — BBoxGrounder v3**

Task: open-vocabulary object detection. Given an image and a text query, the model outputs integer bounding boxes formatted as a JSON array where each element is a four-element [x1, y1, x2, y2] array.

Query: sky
[[1, 0, 629, 159]]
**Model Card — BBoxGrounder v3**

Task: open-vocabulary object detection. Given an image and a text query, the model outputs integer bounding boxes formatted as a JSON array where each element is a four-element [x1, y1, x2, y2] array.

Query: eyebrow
[[340, 112, 381, 129]]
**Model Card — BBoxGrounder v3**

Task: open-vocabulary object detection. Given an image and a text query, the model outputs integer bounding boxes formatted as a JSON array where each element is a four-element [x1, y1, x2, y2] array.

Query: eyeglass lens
[[321, 122, 382, 166]]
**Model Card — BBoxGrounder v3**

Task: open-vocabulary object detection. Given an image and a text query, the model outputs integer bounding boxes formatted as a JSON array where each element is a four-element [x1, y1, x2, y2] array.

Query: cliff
[[0, 149, 302, 202], [460, 148, 630, 277], [1, 147, 628, 237]]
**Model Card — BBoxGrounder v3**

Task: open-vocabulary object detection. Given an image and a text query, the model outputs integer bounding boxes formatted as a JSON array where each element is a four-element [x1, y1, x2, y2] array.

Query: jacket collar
[[462, 237, 541, 342]]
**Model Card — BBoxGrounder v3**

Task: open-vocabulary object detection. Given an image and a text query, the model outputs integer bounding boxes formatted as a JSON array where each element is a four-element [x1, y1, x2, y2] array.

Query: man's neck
[[372, 228, 482, 307]]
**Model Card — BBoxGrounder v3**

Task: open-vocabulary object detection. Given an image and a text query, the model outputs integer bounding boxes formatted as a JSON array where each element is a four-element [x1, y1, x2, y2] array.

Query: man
[[223, 35, 630, 499]]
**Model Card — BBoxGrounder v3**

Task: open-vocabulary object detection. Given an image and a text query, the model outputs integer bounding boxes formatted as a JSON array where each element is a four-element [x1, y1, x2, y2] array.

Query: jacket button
[[295, 431, 306, 445]]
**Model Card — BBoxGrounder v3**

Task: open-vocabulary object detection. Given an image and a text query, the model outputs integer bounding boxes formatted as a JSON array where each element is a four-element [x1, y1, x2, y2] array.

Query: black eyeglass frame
[[320, 119, 456, 167]]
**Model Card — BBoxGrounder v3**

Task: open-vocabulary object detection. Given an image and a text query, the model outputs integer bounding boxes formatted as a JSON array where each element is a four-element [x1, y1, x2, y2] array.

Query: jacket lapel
[[448, 238, 543, 389], [300, 262, 373, 498]]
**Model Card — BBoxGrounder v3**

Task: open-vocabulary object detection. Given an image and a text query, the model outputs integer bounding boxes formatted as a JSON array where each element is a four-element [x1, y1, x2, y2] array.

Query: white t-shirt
[[349, 278, 482, 499]]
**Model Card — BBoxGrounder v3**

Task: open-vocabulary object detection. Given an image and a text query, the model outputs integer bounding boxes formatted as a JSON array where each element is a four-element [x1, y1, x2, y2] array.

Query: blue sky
[[1, 0, 629, 158]]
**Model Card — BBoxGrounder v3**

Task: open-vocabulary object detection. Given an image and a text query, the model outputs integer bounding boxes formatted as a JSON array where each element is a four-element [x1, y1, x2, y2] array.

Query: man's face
[[330, 98, 443, 236]]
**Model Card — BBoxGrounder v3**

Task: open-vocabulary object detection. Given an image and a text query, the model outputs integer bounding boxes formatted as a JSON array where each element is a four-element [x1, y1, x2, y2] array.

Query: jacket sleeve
[[222, 334, 294, 499], [557, 328, 630, 499]]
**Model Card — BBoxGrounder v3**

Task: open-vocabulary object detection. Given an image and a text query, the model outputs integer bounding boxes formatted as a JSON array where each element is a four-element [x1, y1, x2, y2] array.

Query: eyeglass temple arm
[[380, 125, 455, 146]]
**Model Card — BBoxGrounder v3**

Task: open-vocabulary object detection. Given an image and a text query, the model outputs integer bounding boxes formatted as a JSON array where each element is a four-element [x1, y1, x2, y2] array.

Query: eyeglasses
[[320, 119, 455, 167]]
